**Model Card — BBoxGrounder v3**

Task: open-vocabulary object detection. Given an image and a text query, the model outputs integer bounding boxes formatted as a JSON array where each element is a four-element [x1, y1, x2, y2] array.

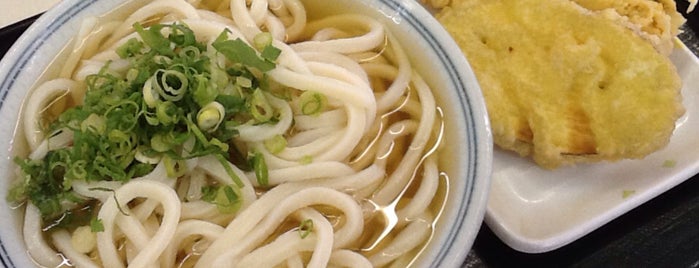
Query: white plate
[[485, 42, 699, 253]]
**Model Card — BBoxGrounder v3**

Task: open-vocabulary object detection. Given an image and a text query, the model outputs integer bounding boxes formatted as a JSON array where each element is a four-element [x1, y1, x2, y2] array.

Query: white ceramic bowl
[[0, 0, 492, 267]]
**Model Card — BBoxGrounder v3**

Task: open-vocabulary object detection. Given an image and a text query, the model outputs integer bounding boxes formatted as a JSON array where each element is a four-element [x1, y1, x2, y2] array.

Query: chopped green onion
[[126, 68, 140, 82], [215, 154, 244, 188], [80, 113, 105, 134], [216, 94, 246, 115], [253, 32, 273, 51], [236, 76, 252, 88], [201, 184, 242, 214], [298, 219, 313, 239], [150, 134, 171, 152], [116, 38, 144, 59], [193, 74, 218, 107], [299, 91, 327, 116], [662, 160, 677, 168], [88, 187, 129, 216], [201, 186, 216, 202], [90, 218, 104, 233], [222, 186, 239, 206], [197, 101, 225, 132], [155, 70, 188, 102], [144, 115, 160, 126], [153, 55, 173, 65], [264, 135, 287, 154], [209, 65, 229, 93], [134, 146, 161, 164], [107, 129, 130, 144], [93, 155, 128, 181], [163, 155, 187, 178], [104, 101, 140, 131], [156, 101, 180, 125], [133, 22, 174, 57], [300, 155, 313, 165], [208, 138, 230, 152], [178, 46, 201, 59], [212, 30, 277, 72], [143, 76, 160, 108], [250, 151, 268, 187], [250, 89, 273, 122], [66, 160, 88, 181], [13, 22, 281, 226], [253, 32, 282, 62], [186, 115, 210, 147], [261, 45, 281, 62]]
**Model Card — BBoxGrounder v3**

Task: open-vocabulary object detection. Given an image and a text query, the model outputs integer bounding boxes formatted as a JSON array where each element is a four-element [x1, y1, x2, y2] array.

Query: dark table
[[1, 2, 698, 268]]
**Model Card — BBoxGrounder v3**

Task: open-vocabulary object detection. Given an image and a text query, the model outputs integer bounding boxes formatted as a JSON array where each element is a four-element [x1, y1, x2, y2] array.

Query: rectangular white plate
[[484, 41, 699, 253]]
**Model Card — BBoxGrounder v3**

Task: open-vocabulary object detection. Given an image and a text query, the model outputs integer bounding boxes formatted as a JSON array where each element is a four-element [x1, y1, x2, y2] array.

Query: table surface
[[0, 0, 60, 29], [1, 3, 698, 268]]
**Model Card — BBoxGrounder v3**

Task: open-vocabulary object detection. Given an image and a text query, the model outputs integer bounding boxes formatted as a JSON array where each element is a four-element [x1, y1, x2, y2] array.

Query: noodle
[[10, 0, 449, 267]]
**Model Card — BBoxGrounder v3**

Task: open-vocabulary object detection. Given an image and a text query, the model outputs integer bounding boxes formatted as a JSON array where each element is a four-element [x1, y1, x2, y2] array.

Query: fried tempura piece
[[420, 0, 451, 9], [438, 0, 684, 169], [571, 0, 685, 55]]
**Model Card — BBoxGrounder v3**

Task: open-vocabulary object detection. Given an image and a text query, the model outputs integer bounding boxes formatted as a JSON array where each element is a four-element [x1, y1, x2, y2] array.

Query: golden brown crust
[[571, 0, 685, 55], [437, 0, 684, 169]]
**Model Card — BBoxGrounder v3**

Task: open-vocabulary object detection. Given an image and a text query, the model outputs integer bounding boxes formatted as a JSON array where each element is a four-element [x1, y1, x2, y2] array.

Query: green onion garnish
[[299, 91, 327, 116], [298, 219, 313, 239], [11, 22, 283, 227]]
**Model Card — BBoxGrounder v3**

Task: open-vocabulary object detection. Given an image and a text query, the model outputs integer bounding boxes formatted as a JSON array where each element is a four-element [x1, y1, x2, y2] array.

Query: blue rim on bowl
[[0, 0, 492, 267]]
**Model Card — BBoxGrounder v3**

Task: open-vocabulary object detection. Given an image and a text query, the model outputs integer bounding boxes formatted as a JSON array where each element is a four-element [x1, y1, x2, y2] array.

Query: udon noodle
[[11, 0, 447, 267]]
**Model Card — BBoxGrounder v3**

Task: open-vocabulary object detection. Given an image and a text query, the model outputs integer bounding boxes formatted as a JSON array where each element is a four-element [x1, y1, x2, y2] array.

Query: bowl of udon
[[0, 0, 491, 267]]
